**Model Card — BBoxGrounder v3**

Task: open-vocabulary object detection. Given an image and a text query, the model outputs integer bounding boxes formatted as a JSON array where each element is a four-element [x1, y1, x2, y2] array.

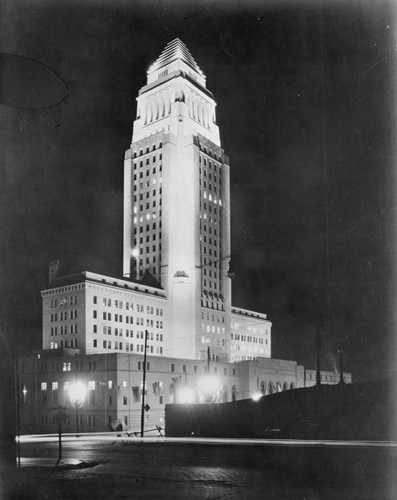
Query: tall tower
[[123, 39, 231, 361]]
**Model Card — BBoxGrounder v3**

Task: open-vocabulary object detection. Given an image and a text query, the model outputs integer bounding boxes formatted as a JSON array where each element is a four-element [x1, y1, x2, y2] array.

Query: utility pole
[[15, 351, 21, 468], [75, 361, 79, 436], [315, 326, 322, 386], [338, 349, 344, 384], [140, 330, 149, 437]]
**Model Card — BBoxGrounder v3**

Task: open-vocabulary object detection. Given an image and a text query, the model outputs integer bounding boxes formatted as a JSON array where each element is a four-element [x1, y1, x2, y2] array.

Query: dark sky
[[1, 0, 396, 381]]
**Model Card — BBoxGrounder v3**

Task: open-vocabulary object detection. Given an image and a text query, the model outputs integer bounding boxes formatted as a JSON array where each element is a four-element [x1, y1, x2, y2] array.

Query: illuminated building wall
[[41, 272, 167, 356], [41, 40, 270, 363], [123, 39, 233, 361]]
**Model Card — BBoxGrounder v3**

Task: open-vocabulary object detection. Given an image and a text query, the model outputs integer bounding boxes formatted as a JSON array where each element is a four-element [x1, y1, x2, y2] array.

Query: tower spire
[[146, 39, 207, 88], [148, 38, 205, 79]]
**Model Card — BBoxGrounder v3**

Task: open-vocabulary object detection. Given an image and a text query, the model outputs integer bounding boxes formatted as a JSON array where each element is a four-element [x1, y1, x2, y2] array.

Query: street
[[2, 435, 397, 499]]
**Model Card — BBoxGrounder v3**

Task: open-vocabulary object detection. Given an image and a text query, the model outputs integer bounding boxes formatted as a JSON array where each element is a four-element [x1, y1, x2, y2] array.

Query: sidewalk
[[0, 458, 97, 500], [18, 457, 97, 469]]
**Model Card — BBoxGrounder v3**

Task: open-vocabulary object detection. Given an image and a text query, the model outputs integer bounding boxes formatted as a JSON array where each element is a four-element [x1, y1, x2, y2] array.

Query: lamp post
[[140, 330, 149, 437], [54, 406, 66, 464], [69, 381, 86, 436]]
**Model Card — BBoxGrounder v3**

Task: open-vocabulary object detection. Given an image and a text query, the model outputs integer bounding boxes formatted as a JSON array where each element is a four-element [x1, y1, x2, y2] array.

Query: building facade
[[19, 350, 350, 434], [19, 39, 351, 434]]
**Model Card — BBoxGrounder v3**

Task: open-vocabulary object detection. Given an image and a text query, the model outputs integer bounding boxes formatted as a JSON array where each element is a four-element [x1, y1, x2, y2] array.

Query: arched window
[[160, 95, 165, 117], [283, 382, 289, 391], [145, 101, 153, 124], [268, 381, 275, 394], [231, 385, 237, 402], [276, 382, 282, 392], [166, 92, 171, 115], [154, 97, 160, 120], [290, 382, 295, 390], [221, 385, 227, 402], [260, 381, 266, 395]]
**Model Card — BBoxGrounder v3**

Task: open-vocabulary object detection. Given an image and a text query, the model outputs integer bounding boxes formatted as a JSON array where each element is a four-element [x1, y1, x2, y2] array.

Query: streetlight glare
[[197, 375, 221, 403], [252, 392, 262, 402], [198, 375, 220, 394], [177, 386, 195, 404], [69, 381, 86, 406]]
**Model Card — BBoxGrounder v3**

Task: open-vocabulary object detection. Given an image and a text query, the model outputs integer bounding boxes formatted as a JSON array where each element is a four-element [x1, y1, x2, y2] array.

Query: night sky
[[1, 0, 396, 381]]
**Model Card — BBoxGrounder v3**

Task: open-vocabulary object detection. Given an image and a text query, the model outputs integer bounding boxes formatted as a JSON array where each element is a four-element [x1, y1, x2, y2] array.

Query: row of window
[[92, 300, 164, 316], [133, 223, 161, 236], [133, 156, 162, 170], [133, 178, 163, 192], [199, 148, 222, 163], [201, 336, 225, 347], [133, 199, 161, 215], [93, 317, 163, 330], [50, 325, 78, 335], [50, 310, 77, 322], [98, 299, 160, 314], [98, 327, 163, 341], [49, 339, 77, 349], [202, 224, 219, 237], [202, 312, 225, 323], [201, 324, 225, 335], [231, 333, 269, 345], [307, 373, 340, 382], [97, 340, 163, 354], [201, 235, 219, 248], [133, 143, 162, 159], [50, 296, 78, 308], [201, 299, 225, 311], [133, 210, 162, 224], [200, 166, 221, 183], [133, 188, 162, 203], [201, 244, 219, 257], [202, 191, 222, 206], [232, 323, 269, 335]]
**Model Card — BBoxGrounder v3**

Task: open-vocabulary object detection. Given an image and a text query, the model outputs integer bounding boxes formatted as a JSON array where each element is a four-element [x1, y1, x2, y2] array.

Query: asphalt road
[[3, 436, 397, 499]]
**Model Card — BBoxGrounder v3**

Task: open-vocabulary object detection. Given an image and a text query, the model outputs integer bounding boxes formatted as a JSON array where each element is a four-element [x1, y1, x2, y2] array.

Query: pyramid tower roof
[[148, 38, 205, 79]]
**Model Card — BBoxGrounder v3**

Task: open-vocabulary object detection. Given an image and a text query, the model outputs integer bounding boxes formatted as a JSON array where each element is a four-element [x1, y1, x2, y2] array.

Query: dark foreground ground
[[1, 437, 396, 499]]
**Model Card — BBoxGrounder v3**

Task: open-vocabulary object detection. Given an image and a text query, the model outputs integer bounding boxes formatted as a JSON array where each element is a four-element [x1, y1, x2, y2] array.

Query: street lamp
[[177, 386, 195, 404], [197, 375, 221, 403], [22, 385, 27, 403], [69, 381, 86, 436], [252, 392, 262, 402]]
